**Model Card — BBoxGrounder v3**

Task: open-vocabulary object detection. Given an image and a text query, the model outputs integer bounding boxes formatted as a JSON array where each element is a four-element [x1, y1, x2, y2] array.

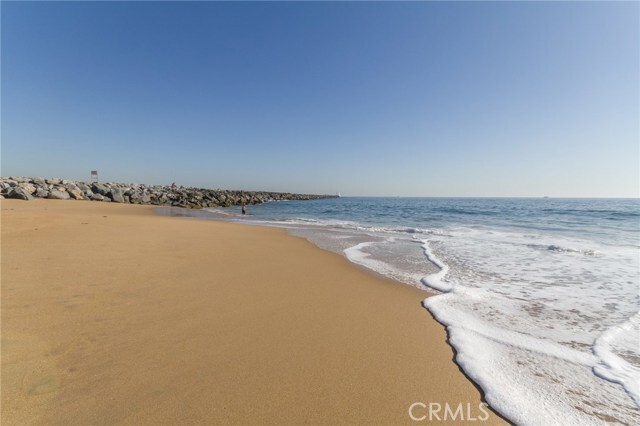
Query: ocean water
[[179, 197, 639, 425]]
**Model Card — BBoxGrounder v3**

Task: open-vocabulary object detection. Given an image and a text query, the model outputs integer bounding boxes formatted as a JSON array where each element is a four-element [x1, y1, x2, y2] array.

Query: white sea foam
[[203, 207, 233, 216], [344, 240, 427, 287], [252, 216, 434, 237], [419, 239, 452, 292], [593, 312, 640, 406], [416, 230, 640, 425], [336, 228, 640, 424]]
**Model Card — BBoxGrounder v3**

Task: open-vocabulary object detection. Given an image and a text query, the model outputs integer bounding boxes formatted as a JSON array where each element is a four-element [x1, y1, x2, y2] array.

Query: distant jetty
[[0, 177, 337, 208]]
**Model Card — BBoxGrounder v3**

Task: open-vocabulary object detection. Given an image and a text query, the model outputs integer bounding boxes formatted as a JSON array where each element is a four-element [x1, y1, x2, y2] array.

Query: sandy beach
[[1, 199, 504, 425]]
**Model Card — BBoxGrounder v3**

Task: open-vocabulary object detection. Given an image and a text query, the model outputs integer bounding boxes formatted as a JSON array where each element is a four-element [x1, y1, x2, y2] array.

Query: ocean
[[171, 197, 640, 425]]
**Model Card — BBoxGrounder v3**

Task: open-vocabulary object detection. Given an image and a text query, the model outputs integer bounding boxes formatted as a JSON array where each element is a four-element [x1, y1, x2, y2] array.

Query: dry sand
[[1, 199, 506, 425]]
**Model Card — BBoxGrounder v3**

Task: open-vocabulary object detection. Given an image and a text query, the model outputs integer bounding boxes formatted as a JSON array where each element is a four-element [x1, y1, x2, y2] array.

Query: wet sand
[[1, 199, 505, 425]]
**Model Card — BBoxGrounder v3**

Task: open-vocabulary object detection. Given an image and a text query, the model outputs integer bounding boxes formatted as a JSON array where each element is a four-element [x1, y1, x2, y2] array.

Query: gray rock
[[45, 178, 61, 185], [35, 189, 50, 198], [65, 183, 79, 192], [129, 192, 142, 204], [90, 193, 105, 201], [8, 187, 34, 200], [91, 183, 109, 195], [68, 188, 84, 200], [108, 188, 125, 203], [18, 183, 37, 194], [48, 189, 70, 200]]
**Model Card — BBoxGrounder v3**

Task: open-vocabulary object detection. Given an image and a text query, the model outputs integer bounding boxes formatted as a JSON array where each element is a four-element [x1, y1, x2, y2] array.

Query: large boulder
[[108, 188, 125, 203], [48, 189, 70, 200], [129, 191, 142, 204], [68, 189, 84, 200], [76, 182, 91, 191], [31, 177, 46, 186], [8, 187, 34, 200], [18, 183, 37, 194], [91, 183, 109, 196], [35, 188, 50, 198], [64, 182, 79, 192]]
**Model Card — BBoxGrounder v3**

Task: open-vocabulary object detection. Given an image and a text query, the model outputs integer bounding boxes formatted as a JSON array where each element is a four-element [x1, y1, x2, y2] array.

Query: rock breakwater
[[0, 177, 337, 208]]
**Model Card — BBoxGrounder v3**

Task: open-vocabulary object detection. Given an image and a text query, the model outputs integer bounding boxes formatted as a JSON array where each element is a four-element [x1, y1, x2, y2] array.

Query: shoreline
[[154, 205, 512, 423], [1, 199, 506, 425]]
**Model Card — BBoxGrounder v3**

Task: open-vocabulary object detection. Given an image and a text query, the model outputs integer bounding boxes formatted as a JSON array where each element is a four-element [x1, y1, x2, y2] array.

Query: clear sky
[[2, 1, 638, 197]]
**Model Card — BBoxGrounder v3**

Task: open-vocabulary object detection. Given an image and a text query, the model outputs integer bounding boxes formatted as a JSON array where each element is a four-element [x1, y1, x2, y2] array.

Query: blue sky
[[2, 1, 638, 197]]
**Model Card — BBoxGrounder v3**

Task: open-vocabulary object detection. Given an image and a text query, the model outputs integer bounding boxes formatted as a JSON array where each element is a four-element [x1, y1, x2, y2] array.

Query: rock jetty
[[0, 177, 337, 208]]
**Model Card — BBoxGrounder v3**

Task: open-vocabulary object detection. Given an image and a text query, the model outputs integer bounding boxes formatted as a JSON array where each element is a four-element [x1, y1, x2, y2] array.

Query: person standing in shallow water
[[241, 202, 246, 215]]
